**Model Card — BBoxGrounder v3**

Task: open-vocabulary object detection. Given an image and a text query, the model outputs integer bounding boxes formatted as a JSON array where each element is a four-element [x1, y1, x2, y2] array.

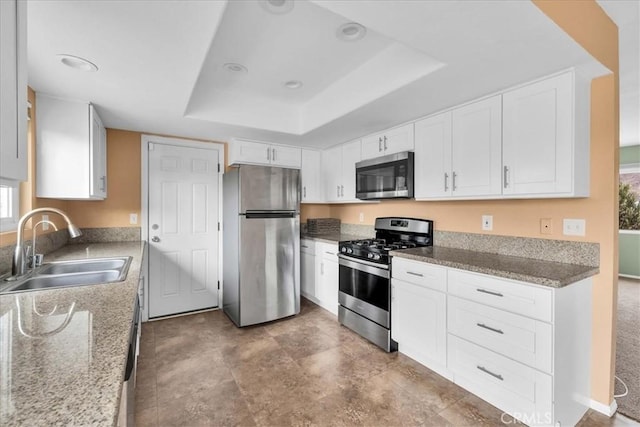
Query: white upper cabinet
[[451, 96, 502, 197], [0, 0, 27, 181], [502, 71, 589, 197], [322, 139, 361, 203], [415, 96, 502, 199], [301, 149, 323, 203], [414, 111, 452, 198], [36, 94, 107, 200], [361, 123, 414, 160], [228, 138, 301, 169]]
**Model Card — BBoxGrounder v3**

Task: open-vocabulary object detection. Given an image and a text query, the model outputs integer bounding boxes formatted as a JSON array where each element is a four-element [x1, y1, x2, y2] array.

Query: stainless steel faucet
[[12, 208, 82, 276]]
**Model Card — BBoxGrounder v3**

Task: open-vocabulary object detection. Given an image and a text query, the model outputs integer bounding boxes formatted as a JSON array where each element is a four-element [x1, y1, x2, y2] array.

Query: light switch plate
[[130, 213, 138, 225], [563, 219, 586, 236], [482, 215, 493, 231]]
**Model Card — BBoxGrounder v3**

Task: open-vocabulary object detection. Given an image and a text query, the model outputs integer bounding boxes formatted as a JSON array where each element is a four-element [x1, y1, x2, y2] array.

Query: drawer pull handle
[[476, 288, 503, 297], [325, 251, 334, 255], [406, 271, 424, 277], [301, 245, 308, 248], [477, 323, 504, 334], [477, 365, 503, 381]]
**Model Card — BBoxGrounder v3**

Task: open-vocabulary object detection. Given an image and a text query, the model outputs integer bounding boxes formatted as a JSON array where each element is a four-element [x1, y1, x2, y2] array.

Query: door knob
[[152, 236, 160, 243]]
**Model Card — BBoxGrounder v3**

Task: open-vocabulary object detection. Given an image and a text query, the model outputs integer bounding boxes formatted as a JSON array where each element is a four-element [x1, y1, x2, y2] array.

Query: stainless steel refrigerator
[[222, 165, 300, 326]]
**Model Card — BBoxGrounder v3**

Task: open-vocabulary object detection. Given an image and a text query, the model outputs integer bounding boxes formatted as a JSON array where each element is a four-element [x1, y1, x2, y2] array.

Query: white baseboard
[[590, 398, 618, 416], [619, 274, 640, 280]]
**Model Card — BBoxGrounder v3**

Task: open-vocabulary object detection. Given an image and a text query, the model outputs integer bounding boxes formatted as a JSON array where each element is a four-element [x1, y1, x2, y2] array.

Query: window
[[620, 164, 640, 231], [0, 179, 19, 232]]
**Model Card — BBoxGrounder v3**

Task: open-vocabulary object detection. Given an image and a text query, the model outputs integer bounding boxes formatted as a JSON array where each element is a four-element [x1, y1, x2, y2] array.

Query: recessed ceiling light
[[57, 54, 98, 72], [223, 63, 248, 73], [336, 22, 367, 42], [284, 80, 303, 89], [259, 0, 294, 15]]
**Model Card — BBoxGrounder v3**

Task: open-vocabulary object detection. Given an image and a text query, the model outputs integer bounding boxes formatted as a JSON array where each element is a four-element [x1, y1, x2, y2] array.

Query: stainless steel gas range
[[337, 217, 433, 352]]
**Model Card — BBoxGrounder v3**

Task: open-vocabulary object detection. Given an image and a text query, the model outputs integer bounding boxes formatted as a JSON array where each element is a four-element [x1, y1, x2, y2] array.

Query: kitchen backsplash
[[0, 227, 141, 275]]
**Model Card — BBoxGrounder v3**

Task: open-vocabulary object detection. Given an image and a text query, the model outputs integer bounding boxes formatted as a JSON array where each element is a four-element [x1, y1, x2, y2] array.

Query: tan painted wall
[[303, 0, 619, 406]]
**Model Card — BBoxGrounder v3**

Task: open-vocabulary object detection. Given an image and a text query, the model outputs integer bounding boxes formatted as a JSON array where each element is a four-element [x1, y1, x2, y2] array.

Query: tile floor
[[135, 298, 638, 426]]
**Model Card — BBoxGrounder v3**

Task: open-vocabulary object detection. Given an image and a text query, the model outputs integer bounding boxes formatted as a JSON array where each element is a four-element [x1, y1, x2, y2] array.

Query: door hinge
[[148, 142, 154, 151], [217, 281, 220, 290]]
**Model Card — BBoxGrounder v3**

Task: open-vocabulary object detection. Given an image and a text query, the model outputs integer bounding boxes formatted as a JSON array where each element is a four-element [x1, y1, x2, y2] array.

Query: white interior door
[[147, 141, 220, 318]]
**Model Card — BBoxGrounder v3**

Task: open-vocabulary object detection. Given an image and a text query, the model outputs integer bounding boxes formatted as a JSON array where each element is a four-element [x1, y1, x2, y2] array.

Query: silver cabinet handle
[[477, 323, 504, 334], [301, 245, 308, 248], [444, 172, 449, 192], [272, 148, 276, 161], [378, 137, 382, 152], [325, 251, 334, 256], [100, 175, 106, 192], [340, 185, 344, 197], [406, 271, 423, 277], [452, 171, 457, 191], [337, 185, 340, 197], [267, 148, 271, 161], [503, 165, 510, 188], [476, 288, 503, 297], [303, 186, 306, 198], [151, 236, 160, 243], [477, 365, 503, 381], [383, 135, 388, 151]]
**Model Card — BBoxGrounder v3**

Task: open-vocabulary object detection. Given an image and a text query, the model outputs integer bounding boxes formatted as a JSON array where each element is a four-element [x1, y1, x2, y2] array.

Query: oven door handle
[[338, 255, 390, 278]]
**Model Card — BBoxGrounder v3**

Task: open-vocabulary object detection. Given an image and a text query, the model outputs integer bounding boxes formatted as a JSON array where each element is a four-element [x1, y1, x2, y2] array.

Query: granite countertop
[[390, 246, 599, 288], [301, 232, 369, 244], [0, 241, 146, 427]]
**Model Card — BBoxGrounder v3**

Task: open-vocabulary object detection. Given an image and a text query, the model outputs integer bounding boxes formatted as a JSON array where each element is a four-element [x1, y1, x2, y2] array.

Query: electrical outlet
[[129, 213, 138, 225], [42, 214, 49, 231], [540, 218, 552, 235], [359, 212, 364, 223], [482, 215, 493, 231], [563, 219, 586, 236]]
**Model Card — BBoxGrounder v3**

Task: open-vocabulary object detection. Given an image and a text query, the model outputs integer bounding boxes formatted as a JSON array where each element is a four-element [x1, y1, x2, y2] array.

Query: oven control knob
[[373, 254, 381, 260], [341, 247, 346, 253], [347, 248, 353, 254], [367, 253, 373, 259]]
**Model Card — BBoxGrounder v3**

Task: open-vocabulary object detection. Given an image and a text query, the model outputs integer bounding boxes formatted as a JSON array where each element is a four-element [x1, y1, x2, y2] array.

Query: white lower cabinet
[[314, 242, 339, 316], [391, 257, 593, 427], [300, 239, 317, 302]]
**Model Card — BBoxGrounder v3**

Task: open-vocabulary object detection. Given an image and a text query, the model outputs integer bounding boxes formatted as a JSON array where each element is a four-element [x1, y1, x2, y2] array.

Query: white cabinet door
[[502, 72, 574, 196], [301, 149, 322, 202], [229, 139, 271, 165], [301, 251, 316, 300], [89, 105, 107, 199], [322, 145, 342, 202], [451, 95, 502, 197], [271, 145, 301, 168], [340, 139, 361, 201], [36, 94, 107, 200], [361, 124, 414, 160], [384, 123, 414, 155], [319, 257, 339, 316], [414, 111, 452, 198], [391, 278, 447, 369], [0, 0, 27, 181]]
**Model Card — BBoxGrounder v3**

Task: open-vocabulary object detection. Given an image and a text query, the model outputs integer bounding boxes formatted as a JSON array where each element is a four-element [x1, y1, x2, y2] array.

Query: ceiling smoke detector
[[336, 22, 367, 42], [223, 63, 248, 73], [284, 80, 303, 89], [259, 0, 294, 15], [57, 54, 98, 72]]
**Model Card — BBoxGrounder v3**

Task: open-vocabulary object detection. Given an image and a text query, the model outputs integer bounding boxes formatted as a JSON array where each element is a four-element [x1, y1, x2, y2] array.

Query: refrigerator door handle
[[244, 211, 297, 219]]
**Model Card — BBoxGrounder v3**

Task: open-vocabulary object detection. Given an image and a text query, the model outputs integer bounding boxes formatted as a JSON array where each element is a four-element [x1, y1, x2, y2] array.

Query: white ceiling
[[28, 0, 612, 149], [597, 0, 640, 147]]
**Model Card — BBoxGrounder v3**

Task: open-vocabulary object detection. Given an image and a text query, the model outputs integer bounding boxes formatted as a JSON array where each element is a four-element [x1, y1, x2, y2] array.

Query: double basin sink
[[1, 257, 132, 294]]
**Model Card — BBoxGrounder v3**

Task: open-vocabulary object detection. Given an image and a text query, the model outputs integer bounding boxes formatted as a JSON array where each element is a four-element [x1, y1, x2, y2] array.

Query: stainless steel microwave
[[355, 151, 414, 200]]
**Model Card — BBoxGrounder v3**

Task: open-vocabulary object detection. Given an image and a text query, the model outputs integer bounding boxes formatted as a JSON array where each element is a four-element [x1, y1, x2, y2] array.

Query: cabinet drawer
[[391, 258, 447, 293], [300, 239, 315, 255], [448, 269, 552, 322], [448, 335, 552, 422], [317, 242, 338, 261], [448, 296, 552, 373]]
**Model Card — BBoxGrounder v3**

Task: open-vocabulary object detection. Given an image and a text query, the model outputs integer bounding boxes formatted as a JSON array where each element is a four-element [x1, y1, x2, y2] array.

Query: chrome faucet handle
[[33, 254, 44, 268]]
